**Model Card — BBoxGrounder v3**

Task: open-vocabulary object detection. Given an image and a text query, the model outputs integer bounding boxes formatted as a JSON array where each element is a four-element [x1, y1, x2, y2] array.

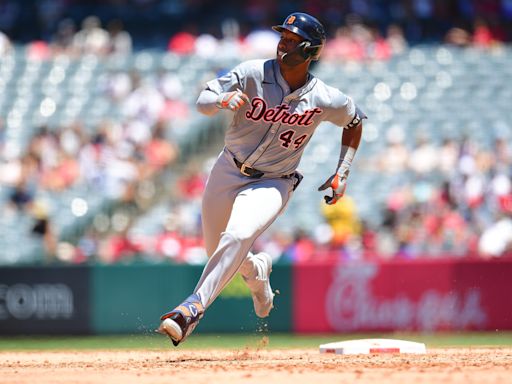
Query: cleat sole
[[159, 318, 183, 342]]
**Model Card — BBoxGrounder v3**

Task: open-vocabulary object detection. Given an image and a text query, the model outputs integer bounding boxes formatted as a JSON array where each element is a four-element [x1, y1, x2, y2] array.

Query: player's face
[[277, 29, 305, 63]]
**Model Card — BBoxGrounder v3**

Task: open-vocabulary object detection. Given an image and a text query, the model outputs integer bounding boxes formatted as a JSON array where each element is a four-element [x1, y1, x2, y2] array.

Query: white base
[[319, 338, 427, 355]]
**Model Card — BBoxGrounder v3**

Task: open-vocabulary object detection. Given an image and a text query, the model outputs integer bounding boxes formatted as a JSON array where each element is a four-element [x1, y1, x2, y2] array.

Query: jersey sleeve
[[204, 63, 247, 95], [325, 88, 366, 129]]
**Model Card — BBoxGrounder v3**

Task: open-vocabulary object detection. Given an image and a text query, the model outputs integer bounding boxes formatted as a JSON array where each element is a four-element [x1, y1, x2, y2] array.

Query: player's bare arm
[[318, 119, 363, 205]]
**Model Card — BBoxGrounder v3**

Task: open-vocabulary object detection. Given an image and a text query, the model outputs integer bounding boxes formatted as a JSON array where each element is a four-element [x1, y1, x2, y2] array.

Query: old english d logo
[[287, 15, 296, 24]]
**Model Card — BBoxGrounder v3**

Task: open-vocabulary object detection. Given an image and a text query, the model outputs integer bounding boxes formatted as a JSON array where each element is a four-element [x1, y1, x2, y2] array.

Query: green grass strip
[[1, 331, 511, 350]]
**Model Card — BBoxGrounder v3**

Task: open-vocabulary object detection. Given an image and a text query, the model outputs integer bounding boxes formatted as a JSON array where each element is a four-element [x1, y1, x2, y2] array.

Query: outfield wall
[[0, 266, 91, 334], [1, 259, 511, 334], [294, 259, 512, 333]]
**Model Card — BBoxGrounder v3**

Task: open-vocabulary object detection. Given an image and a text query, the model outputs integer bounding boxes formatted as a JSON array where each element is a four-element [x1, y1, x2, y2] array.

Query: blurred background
[[1, 0, 511, 336]]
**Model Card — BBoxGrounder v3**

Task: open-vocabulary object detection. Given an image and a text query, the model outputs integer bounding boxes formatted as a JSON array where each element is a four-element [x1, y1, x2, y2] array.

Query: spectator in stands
[[194, 31, 220, 59], [242, 21, 280, 59], [99, 226, 141, 263], [252, 229, 294, 263], [26, 39, 52, 60], [323, 26, 365, 63], [155, 212, 185, 262], [121, 74, 165, 131], [438, 137, 459, 176], [158, 71, 190, 124], [320, 194, 361, 249], [0, 29, 12, 55], [408, 134, 439, 174], [8, 180, 33, 211], [367, 26, 392, 61], [60, 122, 87, 158], [478, 212, 512, 258], [0, 148, 23, 187], [445, 27, 472, 47], [167, 23, 198, 55], [158, 70, 184, 101], [176, 161, 207, 202], [102, 70, 134, 102], [143, 121, 179, 176], [105, 142, 140, 201], [73, 16, 110, 56], [379, 125, 409, 173], [493, 137, 512, 166], [74, 229, 99, 263], [78, 130, 109, 190], [472, 18, 496, 48], [280, 229, 317, 264], [217, 18, 244, 60], [107, 19, 132, 56], [51, 18, 77, 56], [40, 149, 80, 191], [29, 199, 57, 263], [386, 24, 407, 55]]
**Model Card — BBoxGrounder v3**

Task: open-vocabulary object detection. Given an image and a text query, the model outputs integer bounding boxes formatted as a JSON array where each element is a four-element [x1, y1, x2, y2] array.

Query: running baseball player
[[157, 12, 366, 346]]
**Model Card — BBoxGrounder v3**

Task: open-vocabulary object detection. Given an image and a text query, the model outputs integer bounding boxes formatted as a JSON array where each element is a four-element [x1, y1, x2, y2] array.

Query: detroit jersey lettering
[[205, 59, 357, 176], [246, 97, 322, 126]]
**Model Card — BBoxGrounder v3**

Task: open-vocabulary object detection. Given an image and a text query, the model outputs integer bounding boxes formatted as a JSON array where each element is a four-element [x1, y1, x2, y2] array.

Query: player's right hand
[[216, 89, 250, 111], [318, 165, 350, 205]]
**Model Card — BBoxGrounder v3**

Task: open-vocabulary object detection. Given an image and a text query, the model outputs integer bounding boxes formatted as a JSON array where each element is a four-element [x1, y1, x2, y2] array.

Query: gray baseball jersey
[[205, 59, 360, 176]]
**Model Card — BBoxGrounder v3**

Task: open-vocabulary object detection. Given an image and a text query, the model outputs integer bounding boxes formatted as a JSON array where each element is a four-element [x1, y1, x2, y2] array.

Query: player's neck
[[279, 64, 310, 92]]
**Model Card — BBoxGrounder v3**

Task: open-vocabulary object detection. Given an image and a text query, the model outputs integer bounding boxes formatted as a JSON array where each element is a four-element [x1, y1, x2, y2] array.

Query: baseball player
[[157, 12, 366, 346]]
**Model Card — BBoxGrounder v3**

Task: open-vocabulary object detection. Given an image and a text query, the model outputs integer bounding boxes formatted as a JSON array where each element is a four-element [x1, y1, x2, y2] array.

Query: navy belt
[[232, 157, 297, 181], [233, 157, 264, 178]]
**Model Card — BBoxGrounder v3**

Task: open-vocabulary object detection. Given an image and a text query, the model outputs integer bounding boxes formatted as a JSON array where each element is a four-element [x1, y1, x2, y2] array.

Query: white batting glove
[[216, 89, 250, 111], [318, 164, 350, 205]]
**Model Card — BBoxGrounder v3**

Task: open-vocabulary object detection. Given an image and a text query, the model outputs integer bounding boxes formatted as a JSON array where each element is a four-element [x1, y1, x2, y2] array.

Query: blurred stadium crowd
[[0, 1, 512, 266], [2, 0, 512, 47]]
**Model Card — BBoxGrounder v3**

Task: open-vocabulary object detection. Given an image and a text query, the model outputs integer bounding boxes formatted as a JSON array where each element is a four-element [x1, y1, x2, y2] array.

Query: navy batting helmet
[[272, 12, 326, 60]]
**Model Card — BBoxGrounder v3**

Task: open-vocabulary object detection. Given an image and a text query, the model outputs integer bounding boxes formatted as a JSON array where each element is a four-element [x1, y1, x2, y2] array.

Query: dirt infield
[[2, 348, 511, 384]]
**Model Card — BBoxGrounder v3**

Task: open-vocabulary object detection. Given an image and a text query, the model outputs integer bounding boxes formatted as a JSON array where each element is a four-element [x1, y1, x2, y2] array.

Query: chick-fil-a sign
[[293, 259, 512, 332]]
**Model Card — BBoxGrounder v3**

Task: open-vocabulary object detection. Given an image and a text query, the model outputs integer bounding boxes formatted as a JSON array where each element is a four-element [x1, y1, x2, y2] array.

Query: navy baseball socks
[[157, 293, 204, 346]]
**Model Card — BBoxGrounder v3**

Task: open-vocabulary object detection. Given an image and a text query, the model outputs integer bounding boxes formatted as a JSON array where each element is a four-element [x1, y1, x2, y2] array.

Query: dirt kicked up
[[1, 348, 511, 384]]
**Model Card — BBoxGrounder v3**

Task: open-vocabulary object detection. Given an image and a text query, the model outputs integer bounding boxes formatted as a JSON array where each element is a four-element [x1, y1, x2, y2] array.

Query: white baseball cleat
[[156, 293, 204, 346], [245, 252, 275, 318], [158, 318, 183, 342]]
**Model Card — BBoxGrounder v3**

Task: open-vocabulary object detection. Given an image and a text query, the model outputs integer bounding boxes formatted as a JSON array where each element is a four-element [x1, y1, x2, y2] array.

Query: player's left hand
[[216, 89, 250, 111], [318, 165, 350, 205]]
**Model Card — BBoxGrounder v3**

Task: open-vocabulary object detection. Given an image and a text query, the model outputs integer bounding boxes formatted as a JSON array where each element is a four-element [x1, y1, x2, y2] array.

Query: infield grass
[[1, 331, 511, 350]]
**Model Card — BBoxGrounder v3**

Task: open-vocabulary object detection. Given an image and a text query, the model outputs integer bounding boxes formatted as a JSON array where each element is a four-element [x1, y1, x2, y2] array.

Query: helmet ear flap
[[282, 41, 322, 66], [301, 41, 323, 61], [298, 41, 312, 59]]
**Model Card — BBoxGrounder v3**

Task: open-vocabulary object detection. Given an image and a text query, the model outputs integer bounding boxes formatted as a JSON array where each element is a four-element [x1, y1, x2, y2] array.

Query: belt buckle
[[240, 163, 251, 177]]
